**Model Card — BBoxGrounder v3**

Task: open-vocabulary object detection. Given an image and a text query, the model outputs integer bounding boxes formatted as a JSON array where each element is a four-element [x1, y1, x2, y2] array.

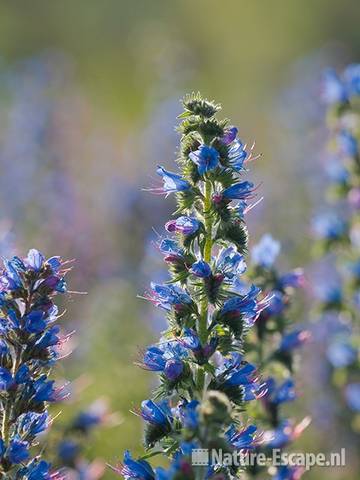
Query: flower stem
[[196, 179, 213, 394], [198, 179, 213, 345]]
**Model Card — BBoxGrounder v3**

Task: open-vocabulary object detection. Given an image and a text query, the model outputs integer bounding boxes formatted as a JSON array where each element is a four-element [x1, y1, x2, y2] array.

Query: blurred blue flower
[[225, 424, 259, 450], [345, 383, 360, 412], [343, 63, 360, 97], [326, 340, 357, 368], [252, 234, 281, 268], [322, 68, 348, 105], [312, 212, 346, 240]]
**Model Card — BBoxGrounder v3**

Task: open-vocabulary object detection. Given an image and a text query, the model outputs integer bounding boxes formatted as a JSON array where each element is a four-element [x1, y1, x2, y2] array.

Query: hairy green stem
[[198, 179, 213, 344], [196, 179, 213, 394]]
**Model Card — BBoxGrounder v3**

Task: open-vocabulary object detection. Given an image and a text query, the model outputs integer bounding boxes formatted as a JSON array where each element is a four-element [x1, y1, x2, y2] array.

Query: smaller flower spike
[[310, 63, 360, 450], [0, 249, 73, 478], [112, 94, 294, 479]]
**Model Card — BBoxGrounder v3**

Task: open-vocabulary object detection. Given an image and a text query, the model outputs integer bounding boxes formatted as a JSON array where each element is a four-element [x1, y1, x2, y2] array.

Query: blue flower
[[0, 340, 9, 357], [73, 410, 102, 433], [221, 284, 269, 327], [279, 269, 304, 289], [141, 343, 187, 381], [322, 68, 348, 105], [264, 419, 308, 449], [1, 258, 23, 290], [17, 411, 49, 437], [252, 234, 280, 268], [15, 364, 30, 384], [46, 256, 62, 273], [337, 130, 358, 157], [326, 340, 357, 368], [279, 329, 310, 352], [141, 400, 172, 427], [32, 376, 62, 403], [189, 145, 219, 175], [156, 166, 190, 194], [112, 450, 155, 479], [158, 238, 184, 263], [345, 383, 360, 412], [20, 460, 56, 480], [25, 310, 47, 333], [216, 246, 246, 279], [179, 400, 199, 430], [326, 160, 350, 184], [312, 212, 346, 240], [58, 440, 79, 463], [35, 325, 61, 349], [0, 367, 15, 390], [222, 181, 256, 201], [180, 329, 217, 362], [272, 465, 304, 480], [228, 139, 247, 170], [225, 424, 258, 450], [316, 283, 342, 304], [215, 353, 266, 401], [147, 283, 192, 312], [190, 260, 211, 278], [165, 216, 200, 236], [264, 377, 296, 405], [343, 63, 360, 97], [266, 290, 286, 316], [7, 438, 29, 464]]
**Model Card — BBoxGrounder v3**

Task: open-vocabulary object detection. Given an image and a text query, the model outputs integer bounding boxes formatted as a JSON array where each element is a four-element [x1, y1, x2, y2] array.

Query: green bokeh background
[[0, 1, 359, 478]]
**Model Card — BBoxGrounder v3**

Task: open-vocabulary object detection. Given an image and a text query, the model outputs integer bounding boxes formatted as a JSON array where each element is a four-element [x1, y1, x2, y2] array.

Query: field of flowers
[[0, 2, 359, 479]]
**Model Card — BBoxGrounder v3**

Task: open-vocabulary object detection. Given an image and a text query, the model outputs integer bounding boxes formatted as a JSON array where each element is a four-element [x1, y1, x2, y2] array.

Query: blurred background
[[0, 1, 359, 478]]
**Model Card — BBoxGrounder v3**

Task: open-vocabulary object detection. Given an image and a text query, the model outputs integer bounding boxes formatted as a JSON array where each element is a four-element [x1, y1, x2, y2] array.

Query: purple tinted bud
[[43, 275, 61, 290], [25, 249, 45, 272], [164, 359, 184, 381], [166, 216, 199, 236], [221, 126, 238, 145]]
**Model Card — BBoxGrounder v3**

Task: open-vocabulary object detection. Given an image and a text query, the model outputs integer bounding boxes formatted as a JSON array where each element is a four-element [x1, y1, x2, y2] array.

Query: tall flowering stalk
[[246, 235, 310, 480], [311, 65, 360, 425], [0, 249, 71, 479], [111, 94, 274, 479]]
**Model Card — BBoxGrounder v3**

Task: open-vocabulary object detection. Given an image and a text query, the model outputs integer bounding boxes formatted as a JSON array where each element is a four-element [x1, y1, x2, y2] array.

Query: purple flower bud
[[221, 126, 238, 145], [25, 249, 45, 272], [165, 216, 199, 236], [164, 359, 184, 381]]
